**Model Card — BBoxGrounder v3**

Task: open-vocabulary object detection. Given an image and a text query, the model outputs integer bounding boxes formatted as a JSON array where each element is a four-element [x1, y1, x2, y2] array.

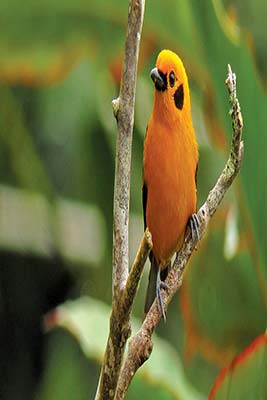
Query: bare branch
[[95, 1, 145, 399], [115, 64, 244, 396], [113, 0, 145, 294], [122, 229, 152, 316]]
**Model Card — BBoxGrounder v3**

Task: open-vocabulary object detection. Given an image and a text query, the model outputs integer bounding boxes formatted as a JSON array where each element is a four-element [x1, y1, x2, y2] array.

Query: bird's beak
[[150, 67, 167, 92]]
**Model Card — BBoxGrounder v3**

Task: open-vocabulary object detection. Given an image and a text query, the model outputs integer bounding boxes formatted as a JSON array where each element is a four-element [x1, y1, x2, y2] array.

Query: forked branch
[[95, 1, 146, 399]]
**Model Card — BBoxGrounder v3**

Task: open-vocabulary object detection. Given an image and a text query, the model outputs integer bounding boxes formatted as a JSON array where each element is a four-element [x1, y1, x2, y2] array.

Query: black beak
[[150, 67, 167, 91]]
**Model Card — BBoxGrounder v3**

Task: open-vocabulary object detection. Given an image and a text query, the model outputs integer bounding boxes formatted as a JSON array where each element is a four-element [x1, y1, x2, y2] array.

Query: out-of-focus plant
[[0, 0, 267, 399]]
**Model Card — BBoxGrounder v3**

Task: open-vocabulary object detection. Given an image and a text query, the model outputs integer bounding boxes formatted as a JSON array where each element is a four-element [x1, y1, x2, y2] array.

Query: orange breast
[[144, 114, 198, 267]]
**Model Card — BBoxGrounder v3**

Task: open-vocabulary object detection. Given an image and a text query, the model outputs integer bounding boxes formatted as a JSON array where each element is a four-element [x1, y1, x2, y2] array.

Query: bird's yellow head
[[150, 49, 191, 120]]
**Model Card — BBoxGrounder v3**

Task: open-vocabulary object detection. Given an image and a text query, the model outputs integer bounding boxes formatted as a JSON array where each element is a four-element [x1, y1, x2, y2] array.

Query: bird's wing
[[142, 182, 148, 230]]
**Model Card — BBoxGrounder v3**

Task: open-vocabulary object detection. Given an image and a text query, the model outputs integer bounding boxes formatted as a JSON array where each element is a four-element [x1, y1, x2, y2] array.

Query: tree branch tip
[[112, 97, 120, 119], [225, 63, 236, 94]]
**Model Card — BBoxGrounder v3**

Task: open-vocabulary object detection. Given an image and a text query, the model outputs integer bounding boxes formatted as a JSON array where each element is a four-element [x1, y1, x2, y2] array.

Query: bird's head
[[150, 49, 191, 119]]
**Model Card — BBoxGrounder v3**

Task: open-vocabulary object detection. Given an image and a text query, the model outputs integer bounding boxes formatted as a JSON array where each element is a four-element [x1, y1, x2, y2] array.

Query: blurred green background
[[0, 0, 267, 399]]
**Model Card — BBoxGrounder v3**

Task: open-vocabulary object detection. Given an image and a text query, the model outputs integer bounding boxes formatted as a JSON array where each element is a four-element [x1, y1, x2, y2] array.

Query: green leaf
[[209, 332, 267, 399], [0, 86, 53, 195], [190, 0, 267, 286], [35, 329, 98, 400], [183, 219, 266, 352], [178, 2, 267, 389], [55, 297, 205, 400]]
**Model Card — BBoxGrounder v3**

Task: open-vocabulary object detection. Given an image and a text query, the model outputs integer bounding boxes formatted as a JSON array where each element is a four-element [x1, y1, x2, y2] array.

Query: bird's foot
[[156, 268, 168, 322], [189, 213, 200, 244]]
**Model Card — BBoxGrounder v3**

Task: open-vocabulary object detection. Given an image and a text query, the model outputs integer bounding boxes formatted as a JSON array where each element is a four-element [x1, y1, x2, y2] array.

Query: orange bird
[[143, 49, 199, 320]]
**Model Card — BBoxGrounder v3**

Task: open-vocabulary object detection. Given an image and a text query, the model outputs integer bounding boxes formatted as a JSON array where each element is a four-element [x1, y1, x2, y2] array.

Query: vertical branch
[[112, 0, 145, 294], [95, 1, 145, 399]]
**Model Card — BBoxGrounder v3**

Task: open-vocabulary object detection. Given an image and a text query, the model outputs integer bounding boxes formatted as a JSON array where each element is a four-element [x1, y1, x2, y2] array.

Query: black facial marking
[[174, 84, 184, 110], [169, 71, 175, 88]]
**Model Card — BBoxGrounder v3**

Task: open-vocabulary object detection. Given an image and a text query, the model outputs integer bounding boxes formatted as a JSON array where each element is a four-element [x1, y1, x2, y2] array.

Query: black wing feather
[[142, 182, 148, 230], [195, 163, 198, 189]]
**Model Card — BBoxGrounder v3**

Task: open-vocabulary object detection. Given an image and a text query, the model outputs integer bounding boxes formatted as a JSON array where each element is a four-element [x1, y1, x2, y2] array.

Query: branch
[[95, 230, 151, 400], [122, 229, 152, 316], [95, 1, 146, 399], [115, 64, 244, 397]]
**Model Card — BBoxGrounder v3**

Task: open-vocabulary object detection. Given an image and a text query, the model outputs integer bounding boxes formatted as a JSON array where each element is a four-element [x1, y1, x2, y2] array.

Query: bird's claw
[[156, 268, 168, 322], [189, 213, 200, 243]]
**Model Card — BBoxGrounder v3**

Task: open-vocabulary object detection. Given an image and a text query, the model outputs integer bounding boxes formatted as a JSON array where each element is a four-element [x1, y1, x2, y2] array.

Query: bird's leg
[[189, 213, 200, 242], [156, 265, 168, 322]]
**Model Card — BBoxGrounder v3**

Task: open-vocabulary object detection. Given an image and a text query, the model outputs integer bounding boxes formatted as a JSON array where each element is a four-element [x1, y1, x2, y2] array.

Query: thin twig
[[115, 64, 244, 397], [94, 1, 145, 399]]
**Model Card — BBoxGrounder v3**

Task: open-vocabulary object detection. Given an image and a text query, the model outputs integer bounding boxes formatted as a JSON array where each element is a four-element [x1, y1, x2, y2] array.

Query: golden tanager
[[143, 49, 199, 320]]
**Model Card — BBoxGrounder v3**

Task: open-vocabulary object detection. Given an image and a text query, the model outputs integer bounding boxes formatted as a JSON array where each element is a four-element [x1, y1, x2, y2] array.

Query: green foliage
[[0, 0, 267, 399], [36, 329, 96, 400], [209, 334, 267, 399], [51, 297, 205, 400]]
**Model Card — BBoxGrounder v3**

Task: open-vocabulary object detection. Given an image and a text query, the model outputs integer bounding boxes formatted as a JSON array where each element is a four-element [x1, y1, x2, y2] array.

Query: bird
[[143, 49, 199, 321]]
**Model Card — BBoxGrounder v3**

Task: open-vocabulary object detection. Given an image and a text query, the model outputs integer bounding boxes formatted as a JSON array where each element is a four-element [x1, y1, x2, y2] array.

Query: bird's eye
[[169, 71, 175, 88]]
